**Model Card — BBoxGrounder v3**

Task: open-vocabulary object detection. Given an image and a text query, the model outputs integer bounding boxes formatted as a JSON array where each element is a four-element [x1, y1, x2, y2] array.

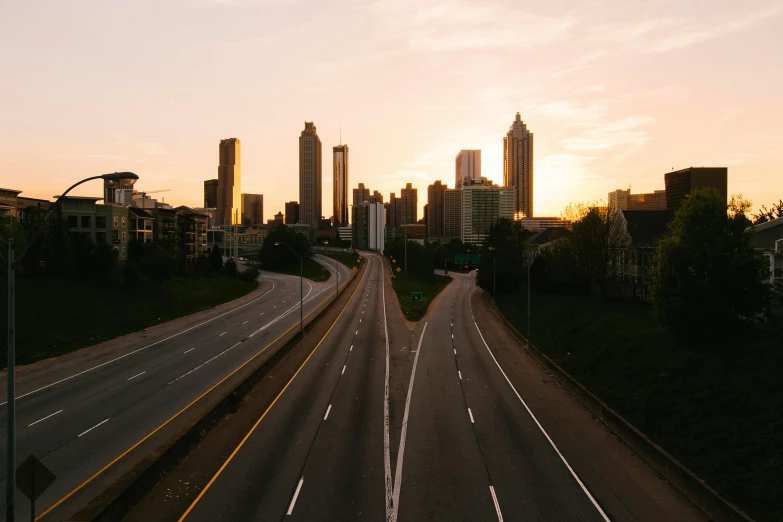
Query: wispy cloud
[[54, 153, 127, 160], [562, 115, 655, 153]]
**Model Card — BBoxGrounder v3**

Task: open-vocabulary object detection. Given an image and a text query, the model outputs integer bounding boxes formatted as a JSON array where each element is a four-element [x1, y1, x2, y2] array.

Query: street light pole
[[275, 242, 303, 332], [6, 238, 15, 522]]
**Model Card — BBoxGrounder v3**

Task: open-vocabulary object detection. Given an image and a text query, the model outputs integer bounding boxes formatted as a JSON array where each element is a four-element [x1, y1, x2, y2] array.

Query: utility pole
[[6, 238, 15, 522]]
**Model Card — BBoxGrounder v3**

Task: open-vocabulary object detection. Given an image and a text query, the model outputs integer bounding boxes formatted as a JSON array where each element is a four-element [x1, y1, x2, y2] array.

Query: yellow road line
[[37, 275, 350, 521], [178, 259, 368, 520]]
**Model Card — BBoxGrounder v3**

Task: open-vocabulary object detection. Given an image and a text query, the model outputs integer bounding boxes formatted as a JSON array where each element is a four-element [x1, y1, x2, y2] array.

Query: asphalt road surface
[[0, 257, 350, 521], [177, 264, 704, 522]]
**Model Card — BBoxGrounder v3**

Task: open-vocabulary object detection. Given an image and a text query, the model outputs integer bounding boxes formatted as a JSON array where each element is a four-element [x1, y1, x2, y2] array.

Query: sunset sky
[[2, 0, 781, 221]]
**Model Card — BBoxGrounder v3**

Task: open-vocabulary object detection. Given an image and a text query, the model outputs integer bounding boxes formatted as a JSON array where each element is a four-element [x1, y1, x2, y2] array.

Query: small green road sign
[[470, 254, 482, 264], [411, 292, 423, 301], [454, 253, 469, 265]]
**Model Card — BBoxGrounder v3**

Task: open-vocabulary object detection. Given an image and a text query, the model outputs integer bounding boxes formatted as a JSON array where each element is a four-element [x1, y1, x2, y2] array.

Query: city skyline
[[3, 1, 782, 219]]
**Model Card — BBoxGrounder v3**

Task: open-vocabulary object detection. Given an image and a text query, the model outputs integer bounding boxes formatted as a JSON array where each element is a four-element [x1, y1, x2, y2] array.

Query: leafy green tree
[[476, 219, 533, 295], [752, 198, 783, 224], [208, 245, 224, 272], [258, 225, 311, 270], [386, 236, 434, 279], [651, 189, 769, 335]]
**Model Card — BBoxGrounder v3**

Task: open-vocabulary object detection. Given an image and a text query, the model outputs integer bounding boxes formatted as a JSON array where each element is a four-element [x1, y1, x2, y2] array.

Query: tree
[[208, 245, 223, 272], [386, 236, 434, 279], [752, 198, 783, 224], [258, 225, 311, 270], [650, 188, 769, 336], [475, 219, 533, 295]]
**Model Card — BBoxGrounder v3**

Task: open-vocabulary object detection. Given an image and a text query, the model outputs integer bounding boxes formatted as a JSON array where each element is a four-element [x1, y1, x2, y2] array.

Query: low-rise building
[[128, 207, 154, 243], [59, 197, 129, 260], [752, 216, 783, 283], [175, 206, 209, 267]]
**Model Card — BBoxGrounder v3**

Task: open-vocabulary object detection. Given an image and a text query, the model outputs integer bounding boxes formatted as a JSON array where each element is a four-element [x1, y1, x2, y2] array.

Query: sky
[[1, 0, 782, 222]]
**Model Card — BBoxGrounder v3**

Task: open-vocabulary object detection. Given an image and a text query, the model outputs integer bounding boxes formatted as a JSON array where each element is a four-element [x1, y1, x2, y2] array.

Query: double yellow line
[[37, 267, 363, 521]]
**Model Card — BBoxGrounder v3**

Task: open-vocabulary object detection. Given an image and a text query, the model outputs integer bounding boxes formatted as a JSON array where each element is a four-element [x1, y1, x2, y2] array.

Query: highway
[[174, 263, 704, 522], [0, 256, 351, 521]]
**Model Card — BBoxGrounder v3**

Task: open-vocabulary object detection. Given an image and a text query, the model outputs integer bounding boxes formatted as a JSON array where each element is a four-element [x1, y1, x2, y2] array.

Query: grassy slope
[[263, 257, 331, 282], [321, 252, 363, 270], [2, 276, 258, 367], [390, 273, 451, 321], [495, 290, 782, 520]]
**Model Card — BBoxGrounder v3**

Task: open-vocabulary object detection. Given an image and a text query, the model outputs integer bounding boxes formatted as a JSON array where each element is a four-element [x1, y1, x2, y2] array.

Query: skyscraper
[[401, 182, 418, 224], [370, 190, 384, 204], [353, 183, 370, 207], [460, 184, 515, 246], [204, 179, 218, 208], [241, 193, 263, 225], [299, 122, 322, 232], [333, 144, 349, 226], [455, 150, 481, 189], [217, 138, 241, 226], [444, 189, 461, 239], [427, 180, 446, 240], [504, 113, 534, 218], [664, 167, 727, 212], [285, 201, 299, 225]]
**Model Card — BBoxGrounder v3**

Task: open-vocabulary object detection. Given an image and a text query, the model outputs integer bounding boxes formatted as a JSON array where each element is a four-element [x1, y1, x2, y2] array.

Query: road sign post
[[454, 254, 468, 266], [16, 455, 56, 522]]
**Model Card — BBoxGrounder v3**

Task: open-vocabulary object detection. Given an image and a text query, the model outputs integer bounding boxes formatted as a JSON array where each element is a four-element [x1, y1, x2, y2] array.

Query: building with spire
[[299, 122, 322, 234], [333, 144, 349, 225], [503, 113, 533, 218]]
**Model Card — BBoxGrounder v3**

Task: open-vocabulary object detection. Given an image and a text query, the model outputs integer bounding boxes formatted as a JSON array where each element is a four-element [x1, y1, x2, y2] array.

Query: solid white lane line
[[242, 320, 248, 325], [489, 486, 504, 522], [28, 409, 63, 427], [184, 347, 195, 354], [78, 418, 110, 437], [471, 318, 610, 521], [391, 322, 428, 522], [287, 477, 304, 515], [219, 332, 227, 337], [127, 371, 146, 381], [381, 257, 394, 519], [0, 279, 282, 407], [468, 408, 475, 423], [324, 404, 332, 420], [458, 371, 462, 380], [341, 365, 346, 375]]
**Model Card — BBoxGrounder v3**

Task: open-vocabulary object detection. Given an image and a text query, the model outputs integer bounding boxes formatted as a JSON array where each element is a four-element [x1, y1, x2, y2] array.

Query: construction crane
[[136, 188, 171, 199]]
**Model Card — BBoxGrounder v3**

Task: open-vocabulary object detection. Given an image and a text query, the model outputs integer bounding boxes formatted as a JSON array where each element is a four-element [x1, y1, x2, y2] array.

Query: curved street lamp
[[7, 171, 137, 521]]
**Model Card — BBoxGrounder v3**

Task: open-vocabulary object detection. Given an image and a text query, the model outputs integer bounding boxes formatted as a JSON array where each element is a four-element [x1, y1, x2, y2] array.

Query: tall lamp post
[[274, 242, 303, 332], [8, 172, 137, 521]]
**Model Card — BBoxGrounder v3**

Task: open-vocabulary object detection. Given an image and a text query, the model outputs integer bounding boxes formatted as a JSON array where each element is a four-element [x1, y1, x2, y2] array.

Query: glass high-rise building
[[333, 144, 349, 226], [455, 150, 481, 189], [299, 122, 322, 232], [503, 113, 534, 218]]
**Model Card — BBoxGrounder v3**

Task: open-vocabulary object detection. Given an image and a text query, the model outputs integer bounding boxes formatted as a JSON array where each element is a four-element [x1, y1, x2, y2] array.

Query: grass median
[[1, 276, 258, 368], [261, 257, 331, 282], [495, 290, 782, 520], [321, 252, 363, 271], [390, 273, 451, 322]]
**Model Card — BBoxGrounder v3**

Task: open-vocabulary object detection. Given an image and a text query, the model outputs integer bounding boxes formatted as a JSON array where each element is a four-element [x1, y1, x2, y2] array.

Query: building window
[[122, 247, 127, 259], [96, 232, 106, 244], [121, 231, 126, 242], [81, 215, 91, 228], [67, 215, 78, 228], [121, 217, 126, 227], [96, 216, 106, 228], [113, 230, 119, 242], [114, 216, 118, 227]]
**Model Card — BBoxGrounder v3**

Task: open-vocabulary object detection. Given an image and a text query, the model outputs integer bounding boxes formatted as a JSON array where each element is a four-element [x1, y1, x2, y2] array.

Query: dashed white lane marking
[[350, 345, 353, 352], [175, 342, 242, 381], [184, 347, 195, 354], [451, 334, 454, 339], [78, 418, 110, 437], [454, 349, 457, 355], [490, 486, 504, 521], [260, 312, 265, 316], [355, 330, 359, 335], [127, 371, 146, 381], [458, 371, 462, 380], [242, 320, 248, 325], [324, 404, 332, 420], [28, 409, 63, 427], [468, 408, 475, 423], [342, 365, 346, 375], [219, 332, 227, 337], [287, 477, 304, 515]]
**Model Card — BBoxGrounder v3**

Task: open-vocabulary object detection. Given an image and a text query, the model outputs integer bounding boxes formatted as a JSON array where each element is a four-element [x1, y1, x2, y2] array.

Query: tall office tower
[[460, 184, 515, 246], [204, 179, 218, 208], [241, 193, 264, 226], [427, 180, 446, 240], [333, 144, 349, 226], [664, 167, 727, 212], [503, 112, 534, 218], [370, 190, 384, 204], [455, 150, 482, 189], [217, 138, 241, 226], [400, 182, 418, 224], [352, 201, 385, 253], [387, 192, 400, 238], [299, 122, 322, 232], [285, 201, 300, 225], [353, 182, 370, 207], [444, 189, 462, 239]]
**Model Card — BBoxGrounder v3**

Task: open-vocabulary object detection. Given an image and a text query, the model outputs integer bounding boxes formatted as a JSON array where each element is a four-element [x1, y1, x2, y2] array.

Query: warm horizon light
[[2, 0, 781, 220]]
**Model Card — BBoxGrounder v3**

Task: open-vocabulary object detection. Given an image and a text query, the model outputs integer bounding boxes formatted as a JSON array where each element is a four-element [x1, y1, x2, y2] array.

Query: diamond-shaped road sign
[[16, 454, 56, 502]]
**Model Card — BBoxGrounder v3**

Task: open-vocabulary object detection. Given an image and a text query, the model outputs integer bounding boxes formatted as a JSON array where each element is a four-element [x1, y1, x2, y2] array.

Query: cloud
[[562, 115, 655, 153], [134, 142, 167, 156], [54, 153, 127, 160], [536, 100, 607, 124]]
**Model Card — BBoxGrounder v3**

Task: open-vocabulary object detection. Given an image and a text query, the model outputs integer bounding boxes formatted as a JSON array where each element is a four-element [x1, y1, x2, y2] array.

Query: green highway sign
[[470, 254, 482, 264], [411, 292, 423, 302], [454, 254, 469, 265]]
